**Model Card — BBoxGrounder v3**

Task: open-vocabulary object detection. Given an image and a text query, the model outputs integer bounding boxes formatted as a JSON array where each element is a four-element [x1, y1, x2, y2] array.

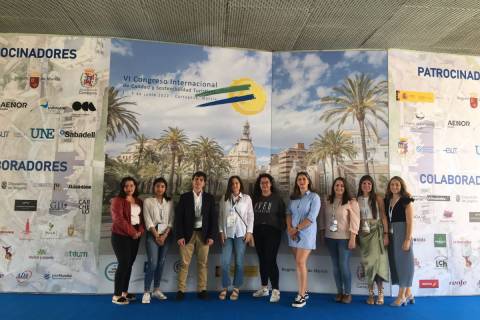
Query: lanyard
[[388, 198, 399, 222]]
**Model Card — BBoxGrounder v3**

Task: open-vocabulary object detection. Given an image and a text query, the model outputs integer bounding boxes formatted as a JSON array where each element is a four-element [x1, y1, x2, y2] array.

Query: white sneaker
[[252, 287, 269, 297], [270, 289, 280, 303], [152, 290, 167, 300], [142, 292, 151, 304]]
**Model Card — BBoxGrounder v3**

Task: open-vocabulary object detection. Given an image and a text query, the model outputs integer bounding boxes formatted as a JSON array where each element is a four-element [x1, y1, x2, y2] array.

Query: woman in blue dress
[[286, 171, 321, 308]]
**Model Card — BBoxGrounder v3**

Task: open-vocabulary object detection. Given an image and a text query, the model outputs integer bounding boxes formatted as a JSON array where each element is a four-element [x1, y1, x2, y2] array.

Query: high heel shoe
[[390, 298, 407, 307], [406, 294, 415, 304]]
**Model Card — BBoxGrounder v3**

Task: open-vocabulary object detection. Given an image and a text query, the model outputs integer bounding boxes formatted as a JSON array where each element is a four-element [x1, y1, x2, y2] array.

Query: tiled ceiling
[[1, 0, 480, 54]]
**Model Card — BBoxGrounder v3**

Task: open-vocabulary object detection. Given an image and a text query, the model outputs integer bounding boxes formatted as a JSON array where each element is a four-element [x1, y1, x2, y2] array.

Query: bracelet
[[295, 226, 300, 232], [383, 232, 388, 235]]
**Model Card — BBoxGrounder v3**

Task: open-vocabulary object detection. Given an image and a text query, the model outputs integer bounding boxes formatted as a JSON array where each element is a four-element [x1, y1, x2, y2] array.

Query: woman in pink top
[[320, 177, 360, 304]]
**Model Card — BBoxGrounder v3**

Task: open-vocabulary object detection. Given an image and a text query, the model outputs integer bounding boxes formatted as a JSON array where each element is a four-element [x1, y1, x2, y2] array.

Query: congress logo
[[195, 78, 266, 115], [105, 262, 118, 281]]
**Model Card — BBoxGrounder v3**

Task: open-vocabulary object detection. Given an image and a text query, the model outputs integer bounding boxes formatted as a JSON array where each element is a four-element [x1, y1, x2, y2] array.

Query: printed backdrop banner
[[1, 32, 479, 296], [389, 49, 480, 296], [99, 39, 272, 290], [0, 34, 109, 292]]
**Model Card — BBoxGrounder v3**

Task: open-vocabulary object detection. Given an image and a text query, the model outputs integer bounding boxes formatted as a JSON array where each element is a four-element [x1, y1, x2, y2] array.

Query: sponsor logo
[[435, 256, 448, 269], [79, 69, 97, 95], [455, 195, 478, 203], [30, 128, 55, 139], [398, 138, 408, 154], [443, 210, 453, 218], [415, 111, 425, 120], [413, 237, 426, 243], [41, 222, 60, 239], [14, 200, 37, 211], [0, 101, 28, 111], [2, 246, 13, 261], [419, 279, 439, 288], [29, 72, 40, 88], [67, 224, 75, 237], [19, 218, 32, 240], [43, 273, 72, 280], [72, 101, 96, 112], [29, 248, 53, 260], [427, 195, 450, 201], [0, 130, 8, 138], [68, 184, 92, 190], [442, 147, 457, 154], [78, 199, 90, 215], [59, 129, 96, 139], [49, 200, 68, 216], [16, 270, 32, 283], [471, 97, 478, 108], [476, 145, 480, 155], [434, 234, 447, 247], [416, 145, 434, 153], [80, 69, 97, 88], [39, 101, 68, 113], [395, 90, 435, 103], [469, 212, 480, 222], [449, 280, 467, 287], [0, 226, 14, 235], [65, 250, 88, 258], [448, 120, 470, 128], [105, 262, 118, 281]]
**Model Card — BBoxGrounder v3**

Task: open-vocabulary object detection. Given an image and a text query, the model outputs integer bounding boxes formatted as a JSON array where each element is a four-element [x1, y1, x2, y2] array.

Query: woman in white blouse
[[142, 177, 174, 304], [218, 176, 254, 301]]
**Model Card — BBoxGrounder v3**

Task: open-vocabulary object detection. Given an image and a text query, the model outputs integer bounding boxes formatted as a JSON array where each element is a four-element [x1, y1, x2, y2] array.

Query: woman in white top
[[218, 176, 254, 301], [142, 177, 174, 304]]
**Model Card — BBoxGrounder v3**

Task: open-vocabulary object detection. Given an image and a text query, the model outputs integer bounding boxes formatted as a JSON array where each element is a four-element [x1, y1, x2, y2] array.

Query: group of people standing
[[110, 171, 415, 309]]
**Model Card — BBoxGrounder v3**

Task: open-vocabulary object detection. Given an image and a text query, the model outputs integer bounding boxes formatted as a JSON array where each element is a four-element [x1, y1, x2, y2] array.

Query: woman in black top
[[384, 176, 415, 307], [251, 173, 286, 303]]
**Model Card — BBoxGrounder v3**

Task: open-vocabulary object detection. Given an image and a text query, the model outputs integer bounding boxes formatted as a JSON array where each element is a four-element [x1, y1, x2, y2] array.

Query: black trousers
[[111, 232, 140, 296], [253, 224, 282, 290]]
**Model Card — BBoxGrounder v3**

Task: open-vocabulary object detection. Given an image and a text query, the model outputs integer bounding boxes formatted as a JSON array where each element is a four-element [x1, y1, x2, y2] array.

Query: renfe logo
[[419, 279, 439, 288]]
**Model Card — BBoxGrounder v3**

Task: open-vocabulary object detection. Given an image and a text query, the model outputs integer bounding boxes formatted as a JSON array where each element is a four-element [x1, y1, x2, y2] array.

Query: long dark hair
[[152, 177, 171, 201], [290, 171, 313, 200], [385, 176, 411, 201], [252, 173, 278, 203], [356, 175, 378, 219], [224, 176, 244, 201], [328, 177, 352, 205], [118, 176, 139, 198]]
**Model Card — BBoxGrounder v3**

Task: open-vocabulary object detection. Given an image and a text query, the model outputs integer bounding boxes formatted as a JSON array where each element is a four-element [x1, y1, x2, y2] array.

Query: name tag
[[227, 214, 236, 228]]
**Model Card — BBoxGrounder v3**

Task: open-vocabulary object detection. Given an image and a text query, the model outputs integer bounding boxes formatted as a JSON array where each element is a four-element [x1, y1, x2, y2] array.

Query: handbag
[[232, 202, 255, 247]]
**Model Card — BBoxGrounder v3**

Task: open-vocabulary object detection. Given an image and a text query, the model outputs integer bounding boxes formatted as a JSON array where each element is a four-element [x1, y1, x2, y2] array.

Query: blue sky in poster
[[272, 50, 388, 154], [108, 39, 272, 165]]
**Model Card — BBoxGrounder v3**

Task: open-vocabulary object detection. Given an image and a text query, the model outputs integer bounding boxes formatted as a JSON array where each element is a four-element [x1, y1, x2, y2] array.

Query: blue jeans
[[221, 237, 247, 288], [325, 238, 352, 294], [144, 232, 169, 291]]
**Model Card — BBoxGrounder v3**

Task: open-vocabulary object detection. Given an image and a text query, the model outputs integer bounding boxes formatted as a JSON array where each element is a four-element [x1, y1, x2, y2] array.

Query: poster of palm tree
[[272, 51, 388, 199], [100, 40, 272, 251]]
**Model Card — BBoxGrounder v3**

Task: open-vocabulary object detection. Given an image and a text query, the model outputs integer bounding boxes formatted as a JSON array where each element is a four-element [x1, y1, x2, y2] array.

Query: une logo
[[30, 128, 54, 139]]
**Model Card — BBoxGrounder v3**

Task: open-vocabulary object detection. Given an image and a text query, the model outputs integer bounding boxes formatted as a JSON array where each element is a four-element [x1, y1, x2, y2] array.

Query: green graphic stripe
[[195, 84, 251, 97]]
